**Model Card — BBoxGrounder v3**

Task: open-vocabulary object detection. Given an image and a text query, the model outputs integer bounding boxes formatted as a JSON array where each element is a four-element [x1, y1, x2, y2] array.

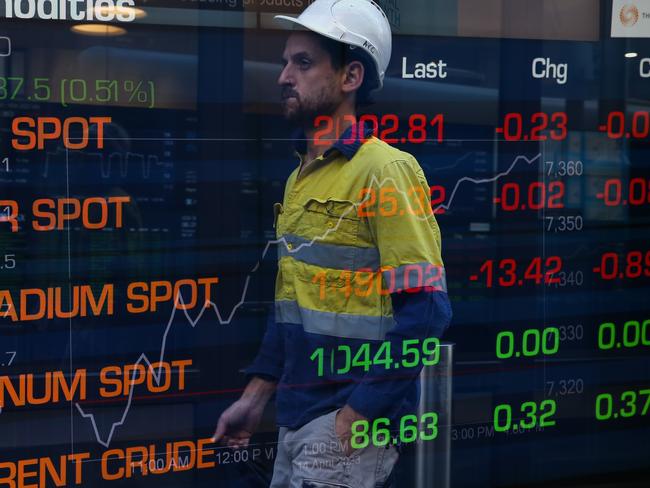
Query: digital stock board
[[0, 0, 649, 487]]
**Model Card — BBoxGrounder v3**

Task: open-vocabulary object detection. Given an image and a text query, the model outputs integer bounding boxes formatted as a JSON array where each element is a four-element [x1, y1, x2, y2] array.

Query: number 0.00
[[598, 320, 650, 350], [496, 327, 560, 359]]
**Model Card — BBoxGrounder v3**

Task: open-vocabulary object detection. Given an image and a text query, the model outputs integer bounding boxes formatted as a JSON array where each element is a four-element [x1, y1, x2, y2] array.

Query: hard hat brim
[[274, 15, 310, 31], [274, 15, 347, 44]]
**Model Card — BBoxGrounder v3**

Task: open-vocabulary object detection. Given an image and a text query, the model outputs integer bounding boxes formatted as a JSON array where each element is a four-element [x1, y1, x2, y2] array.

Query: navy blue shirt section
[[247, 290, 451, 429]]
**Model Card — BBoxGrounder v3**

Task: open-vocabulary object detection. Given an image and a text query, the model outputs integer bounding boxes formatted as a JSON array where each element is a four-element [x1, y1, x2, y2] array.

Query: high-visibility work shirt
[[248, 124, 452, 428]]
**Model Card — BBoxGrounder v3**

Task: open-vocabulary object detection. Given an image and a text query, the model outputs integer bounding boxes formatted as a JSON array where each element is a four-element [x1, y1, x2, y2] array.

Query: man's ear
[[341, 60, 364, 94]]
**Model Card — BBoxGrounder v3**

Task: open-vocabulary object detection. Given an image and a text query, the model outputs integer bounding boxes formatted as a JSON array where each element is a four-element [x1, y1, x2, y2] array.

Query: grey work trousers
[[269, 410, 399, 488]]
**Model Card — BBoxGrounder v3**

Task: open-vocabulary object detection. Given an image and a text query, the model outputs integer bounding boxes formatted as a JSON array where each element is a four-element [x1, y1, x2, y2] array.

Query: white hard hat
[[275, 0, 392, 90]]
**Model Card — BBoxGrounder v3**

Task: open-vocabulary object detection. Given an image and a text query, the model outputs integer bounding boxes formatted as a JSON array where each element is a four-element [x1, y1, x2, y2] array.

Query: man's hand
[[212, 377, 276, 448], [212, 397, 264, 448], [335, 404, 368, 456]]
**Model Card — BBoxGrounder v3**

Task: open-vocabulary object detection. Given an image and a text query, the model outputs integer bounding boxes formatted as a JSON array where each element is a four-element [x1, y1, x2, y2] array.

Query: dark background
[[0, 0, 649, 486]]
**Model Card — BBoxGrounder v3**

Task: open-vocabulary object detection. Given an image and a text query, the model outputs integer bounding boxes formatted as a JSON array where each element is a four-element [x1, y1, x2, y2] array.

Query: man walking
[[213, 1, 452, 486]]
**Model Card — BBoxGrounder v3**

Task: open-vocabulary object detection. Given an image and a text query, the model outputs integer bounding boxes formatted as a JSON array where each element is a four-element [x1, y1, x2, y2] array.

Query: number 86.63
[[350, 411, 439, 449]]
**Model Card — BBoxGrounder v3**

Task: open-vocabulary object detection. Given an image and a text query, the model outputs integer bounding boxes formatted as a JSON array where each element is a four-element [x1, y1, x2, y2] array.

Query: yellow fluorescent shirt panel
[[274, 136, 447, 342]]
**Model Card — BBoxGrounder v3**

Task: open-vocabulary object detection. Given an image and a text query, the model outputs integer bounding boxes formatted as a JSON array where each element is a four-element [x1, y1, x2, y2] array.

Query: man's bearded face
[[278, 32, 345, 125]]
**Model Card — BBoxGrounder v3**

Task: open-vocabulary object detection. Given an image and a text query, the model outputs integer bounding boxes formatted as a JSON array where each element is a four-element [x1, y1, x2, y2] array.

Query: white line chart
[[435, 153, 541, 213], [0, 150, 541, 446], [70, 151, 543, 447]]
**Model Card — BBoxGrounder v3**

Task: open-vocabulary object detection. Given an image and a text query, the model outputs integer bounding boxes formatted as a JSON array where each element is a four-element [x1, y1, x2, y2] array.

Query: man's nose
[[278, 64, 293, 86]]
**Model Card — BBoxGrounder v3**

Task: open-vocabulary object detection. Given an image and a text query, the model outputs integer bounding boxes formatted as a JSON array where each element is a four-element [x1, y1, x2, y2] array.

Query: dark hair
[[314, 34, 377, 108]]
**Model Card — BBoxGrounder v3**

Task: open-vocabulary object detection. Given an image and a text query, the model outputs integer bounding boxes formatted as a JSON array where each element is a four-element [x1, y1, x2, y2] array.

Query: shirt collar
[[292, 121, 374, 161]]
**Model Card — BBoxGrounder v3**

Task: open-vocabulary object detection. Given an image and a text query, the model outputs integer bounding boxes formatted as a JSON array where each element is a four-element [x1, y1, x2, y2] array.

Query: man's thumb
[[212, 417, 227, 443]]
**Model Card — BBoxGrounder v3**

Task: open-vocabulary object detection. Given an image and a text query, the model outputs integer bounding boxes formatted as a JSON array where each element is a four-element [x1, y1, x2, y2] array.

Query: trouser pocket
[[302, 480, 353, 488]]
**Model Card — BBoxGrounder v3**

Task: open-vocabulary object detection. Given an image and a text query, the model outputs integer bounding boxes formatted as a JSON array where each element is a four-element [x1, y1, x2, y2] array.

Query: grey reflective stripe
[[275, 299, 302, 324], [382, 263, 448, 294], [278, 234, 380, 270], [275, 300, 395, 341]]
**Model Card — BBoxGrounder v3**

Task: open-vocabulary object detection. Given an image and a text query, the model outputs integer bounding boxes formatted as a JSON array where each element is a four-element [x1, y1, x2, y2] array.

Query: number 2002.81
[[310, 338, 440, 377], [314, 114, 444, 146], [351, 411, 439, 449]]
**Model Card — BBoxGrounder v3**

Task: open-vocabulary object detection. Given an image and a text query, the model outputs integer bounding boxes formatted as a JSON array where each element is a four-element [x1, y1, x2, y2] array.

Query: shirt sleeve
[[347, 290, 452, 420], [369, 156, 446, 292], [346, 157, 452, 420], [245, 308, 284, 381]]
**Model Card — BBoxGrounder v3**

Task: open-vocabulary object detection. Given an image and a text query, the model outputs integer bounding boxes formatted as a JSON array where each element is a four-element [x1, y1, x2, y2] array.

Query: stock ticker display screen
[[1, 0, 650, 487]]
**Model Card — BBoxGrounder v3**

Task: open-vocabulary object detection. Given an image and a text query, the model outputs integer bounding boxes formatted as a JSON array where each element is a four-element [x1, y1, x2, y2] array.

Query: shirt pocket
[[298, 198, 360, 245], [290, 198, 361, 288]]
